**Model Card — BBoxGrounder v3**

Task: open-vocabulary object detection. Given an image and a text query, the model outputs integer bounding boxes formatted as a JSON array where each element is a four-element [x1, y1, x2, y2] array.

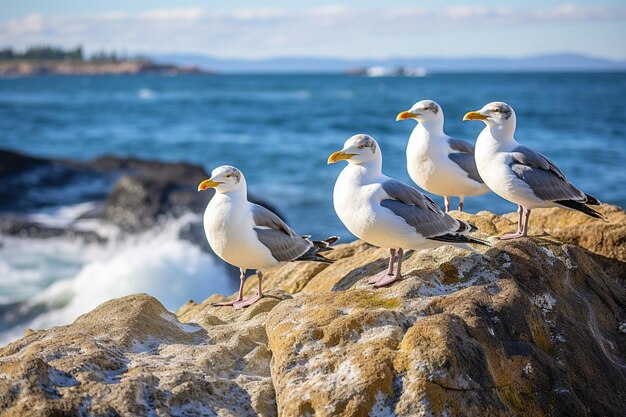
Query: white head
[[463, 101, 516, 138], [197, 165, 246, 194], [327, 134, 382, 166], [396, 99, 443, 128]]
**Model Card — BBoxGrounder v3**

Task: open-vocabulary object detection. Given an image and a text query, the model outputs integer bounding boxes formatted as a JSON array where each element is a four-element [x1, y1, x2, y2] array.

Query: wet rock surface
[[0, 149, 208, 233], [0, 205, 624, 416]]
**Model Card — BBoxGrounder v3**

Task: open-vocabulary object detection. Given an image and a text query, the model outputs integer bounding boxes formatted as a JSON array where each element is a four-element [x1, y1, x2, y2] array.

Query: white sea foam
[[0, 211, 235, 345], [27, 202, 102, 229]]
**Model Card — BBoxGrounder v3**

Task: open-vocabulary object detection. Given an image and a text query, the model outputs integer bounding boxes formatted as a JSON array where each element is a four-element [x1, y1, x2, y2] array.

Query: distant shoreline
[[0, 59, 213, 76]]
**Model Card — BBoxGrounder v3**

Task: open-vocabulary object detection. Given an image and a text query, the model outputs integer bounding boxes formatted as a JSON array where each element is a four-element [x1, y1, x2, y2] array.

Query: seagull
[[198, 165, 338, 308], [397, 100, 489, 212], [327, 134, 488, 287], [463, 102, 604, 240]]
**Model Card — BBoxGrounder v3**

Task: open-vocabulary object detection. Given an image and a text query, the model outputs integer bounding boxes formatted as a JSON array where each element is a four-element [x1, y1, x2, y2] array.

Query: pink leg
[[458, 196, 465, 212], [368, 248, 396, 284], [373, 248, 403, 287], [444, 196, 451, 212], [212, 268, 247, 306], [500, 206, 528, 240], [233, 270, 264, 309], [520, 208, 531, 237]]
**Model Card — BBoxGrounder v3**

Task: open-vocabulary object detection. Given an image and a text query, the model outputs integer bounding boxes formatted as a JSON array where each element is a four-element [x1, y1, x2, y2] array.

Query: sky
[[1, 1, 626, 60]]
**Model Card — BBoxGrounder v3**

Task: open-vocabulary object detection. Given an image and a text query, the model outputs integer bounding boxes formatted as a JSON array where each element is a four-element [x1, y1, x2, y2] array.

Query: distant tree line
[[0, 46, 83, 61], [0, 46, 137, 62], [89, 51, 119, 62]]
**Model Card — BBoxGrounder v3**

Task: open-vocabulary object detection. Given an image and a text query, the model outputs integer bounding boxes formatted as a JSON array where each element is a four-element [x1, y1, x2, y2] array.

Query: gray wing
[[250, 204, 312, 262], [448, 153, 483, 183], [509, 146, 585, 202], [447, 138, 484, 183], [381, 178, 440, 212], [447, 138, 475, 153], [380, 179, 461, 238], [251, 203, 296, 237]]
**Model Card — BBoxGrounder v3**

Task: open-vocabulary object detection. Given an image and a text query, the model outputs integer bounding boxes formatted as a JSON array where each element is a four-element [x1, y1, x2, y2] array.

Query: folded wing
[[447, 138, 484, 183], [509, 146, 585, 202], [380, 179, 474, 239], [251, 204, 312, 262]]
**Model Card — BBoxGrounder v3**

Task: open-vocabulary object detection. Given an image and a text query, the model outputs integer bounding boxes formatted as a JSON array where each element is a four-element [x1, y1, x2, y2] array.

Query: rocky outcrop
[[0, 149, 279, 238], [0, 206, 625, 416]]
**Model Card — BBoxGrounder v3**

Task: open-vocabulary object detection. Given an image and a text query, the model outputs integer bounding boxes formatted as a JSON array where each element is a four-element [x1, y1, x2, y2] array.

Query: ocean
[[1, 72, 625, 344]]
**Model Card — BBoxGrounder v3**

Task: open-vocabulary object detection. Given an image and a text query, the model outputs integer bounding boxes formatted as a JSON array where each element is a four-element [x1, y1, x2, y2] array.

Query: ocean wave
[[0, 212, 234, 346]]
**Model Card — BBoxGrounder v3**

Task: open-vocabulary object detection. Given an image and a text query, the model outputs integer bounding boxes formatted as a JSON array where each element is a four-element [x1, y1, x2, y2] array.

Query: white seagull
[[327, 134, 488, 287], [397, 100, 489, 212], [198, 165, 337, 308], [463, 102, 604, 240]]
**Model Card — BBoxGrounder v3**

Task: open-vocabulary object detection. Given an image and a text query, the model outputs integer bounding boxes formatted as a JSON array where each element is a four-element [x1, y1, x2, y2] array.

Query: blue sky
[[1, 1, 625, 59]]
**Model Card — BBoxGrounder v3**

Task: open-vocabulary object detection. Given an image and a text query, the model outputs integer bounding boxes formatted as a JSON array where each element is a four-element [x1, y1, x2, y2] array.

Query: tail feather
[[555, 199, 606, 221], [311, 235, 340, 252], [296, 236, 340, 263]]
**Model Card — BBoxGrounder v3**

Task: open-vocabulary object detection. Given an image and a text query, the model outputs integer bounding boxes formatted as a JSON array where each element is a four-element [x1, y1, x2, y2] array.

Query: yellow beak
[[327, 150, 356, 164], [396, 110, 417, 121], [197, 179, 222, 192], [463, 111, 488, 121]]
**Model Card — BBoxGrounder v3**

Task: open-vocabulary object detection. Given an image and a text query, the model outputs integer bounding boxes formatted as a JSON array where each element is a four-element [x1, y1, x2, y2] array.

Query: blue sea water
[[0, 73, 625, 344]]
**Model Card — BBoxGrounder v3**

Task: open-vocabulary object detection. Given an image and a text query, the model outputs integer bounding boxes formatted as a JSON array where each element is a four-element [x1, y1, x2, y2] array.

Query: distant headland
[[0, 46, 213, 76]]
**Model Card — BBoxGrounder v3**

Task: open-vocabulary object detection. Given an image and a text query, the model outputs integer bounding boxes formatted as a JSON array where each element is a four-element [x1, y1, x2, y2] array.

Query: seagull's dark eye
[[358, 145, 365, 149], [225, 175, 232, 179], [493, 108, 500, 113]]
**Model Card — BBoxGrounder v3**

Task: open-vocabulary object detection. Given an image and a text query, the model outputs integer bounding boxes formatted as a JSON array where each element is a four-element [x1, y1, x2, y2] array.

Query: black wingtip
[[467, 236, 491, 246], [583, 193, 602, 206], [428, 233, 490, 246], [555, 199, 607, 221], [312, 254, 335, 264]]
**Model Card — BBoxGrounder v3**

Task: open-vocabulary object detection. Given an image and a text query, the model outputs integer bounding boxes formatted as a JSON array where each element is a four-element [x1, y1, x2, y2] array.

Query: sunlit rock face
[[0, 206, 624, 417]]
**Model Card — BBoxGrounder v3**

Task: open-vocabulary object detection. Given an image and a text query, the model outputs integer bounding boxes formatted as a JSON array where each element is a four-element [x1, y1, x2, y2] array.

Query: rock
[[0, 149, 107, 213], [1, 205, 625, 417], [0, 149, 51, 178], [102, 175, 211, 232], [458, 206, 626, 278], [0, 293, 287, 417]]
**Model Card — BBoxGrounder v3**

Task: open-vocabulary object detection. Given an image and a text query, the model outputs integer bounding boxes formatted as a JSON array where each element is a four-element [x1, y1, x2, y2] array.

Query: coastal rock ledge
[[0, 206, 625, 417]]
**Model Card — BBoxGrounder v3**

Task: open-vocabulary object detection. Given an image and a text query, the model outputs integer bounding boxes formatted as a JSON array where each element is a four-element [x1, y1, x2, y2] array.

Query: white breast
[[474, 129, 543, 208], [204, 194, 278, 270]]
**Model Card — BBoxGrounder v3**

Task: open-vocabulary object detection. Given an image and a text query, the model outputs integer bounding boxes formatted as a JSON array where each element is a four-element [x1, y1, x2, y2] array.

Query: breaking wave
[[0, 209, 235, 345]]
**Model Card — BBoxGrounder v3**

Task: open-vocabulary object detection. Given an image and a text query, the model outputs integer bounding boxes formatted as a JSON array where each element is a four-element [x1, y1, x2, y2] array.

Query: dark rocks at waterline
[[0, 148, 283, 240], [0, 150, 51, 178], [0, 149, 210, 230], [0, 150, 110, 213], [102, 173, 212, 232]]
